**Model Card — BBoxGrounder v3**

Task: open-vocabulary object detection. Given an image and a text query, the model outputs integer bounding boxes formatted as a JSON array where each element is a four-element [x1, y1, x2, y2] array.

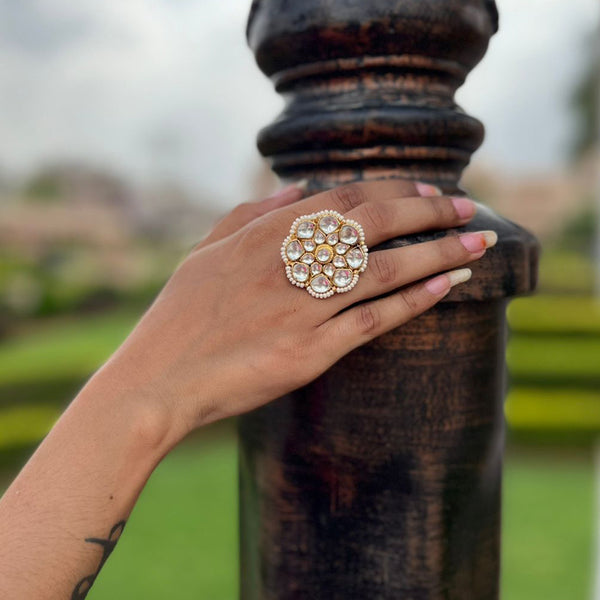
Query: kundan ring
[[281, 210, 369, 299]]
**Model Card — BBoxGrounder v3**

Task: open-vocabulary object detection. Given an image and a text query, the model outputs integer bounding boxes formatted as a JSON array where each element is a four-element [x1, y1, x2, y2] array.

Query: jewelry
[[281, 210, 369, 299]]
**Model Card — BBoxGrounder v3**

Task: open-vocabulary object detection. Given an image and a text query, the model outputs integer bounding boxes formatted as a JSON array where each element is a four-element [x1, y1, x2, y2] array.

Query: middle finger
[[345, 194, 477, 247]]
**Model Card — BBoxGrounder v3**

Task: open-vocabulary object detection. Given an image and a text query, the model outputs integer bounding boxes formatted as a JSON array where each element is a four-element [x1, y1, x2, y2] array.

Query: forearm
[[0, 375, 178, 599]]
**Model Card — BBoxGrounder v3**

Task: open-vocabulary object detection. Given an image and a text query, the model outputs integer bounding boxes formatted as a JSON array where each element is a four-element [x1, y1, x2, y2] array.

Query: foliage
[[536, 249, 595, 295], [507, 336, 600, 384], [0, 310, 138, 387], [508, 295, 600, 335], [505, 388, 600, 432]]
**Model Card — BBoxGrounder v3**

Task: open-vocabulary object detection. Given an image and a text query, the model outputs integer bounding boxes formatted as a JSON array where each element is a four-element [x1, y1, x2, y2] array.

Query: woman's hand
[[93, 179, 496, 446], [0, 180, 496, 599]]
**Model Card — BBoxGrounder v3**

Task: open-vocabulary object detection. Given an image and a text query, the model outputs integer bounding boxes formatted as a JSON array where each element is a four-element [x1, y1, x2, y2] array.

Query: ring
[[281, 209, 369, 299]]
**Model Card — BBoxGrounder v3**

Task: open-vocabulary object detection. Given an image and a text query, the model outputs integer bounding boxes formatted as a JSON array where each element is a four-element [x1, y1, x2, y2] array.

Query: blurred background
[[0, 0, 598, 598]]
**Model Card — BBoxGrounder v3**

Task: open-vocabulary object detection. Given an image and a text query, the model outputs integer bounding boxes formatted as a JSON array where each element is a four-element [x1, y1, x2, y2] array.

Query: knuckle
[[331, 183, 367, 212], [357, 302, 380, 335], [427, 197, 448, 222], [235, 201, 260, 221], [362, 202, 391, 233], [239, 215, 277, 249], [432, 236, 463, 267], [398, 286, 421, 315], [371, 251, 397, 285]]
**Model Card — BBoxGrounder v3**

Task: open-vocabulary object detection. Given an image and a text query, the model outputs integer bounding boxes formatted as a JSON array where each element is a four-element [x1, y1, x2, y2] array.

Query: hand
[[93, 180, 496, 445]]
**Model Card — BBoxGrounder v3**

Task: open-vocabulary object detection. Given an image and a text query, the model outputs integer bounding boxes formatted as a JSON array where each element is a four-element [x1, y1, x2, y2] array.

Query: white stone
[[297, 221, 316, 238], [346, 247, 364, 268], [310, 263, 322, 275], [301, 253, 315, 264], [333, 256, 346, 268], [340, 225, 359, 245], [319, 215, 339, 234], [303, 240, 316, 252], [323, 264, 335, 277], [333, 269, 353, 287], [314, 231, 326, 244], [310, 275, 332, 293], [326, 233, 339, 245], [292, 263, 309, 282], [286, 240, 303, 261], [316, 245, 333, 263], [335, 243, 349, 255]]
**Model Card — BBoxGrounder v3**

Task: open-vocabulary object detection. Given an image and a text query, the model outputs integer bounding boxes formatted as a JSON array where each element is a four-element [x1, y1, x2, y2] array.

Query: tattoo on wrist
[[71, 520, 126, 600]]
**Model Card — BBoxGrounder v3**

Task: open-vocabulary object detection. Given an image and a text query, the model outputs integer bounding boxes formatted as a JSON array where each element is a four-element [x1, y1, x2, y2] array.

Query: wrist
[[77, 366, 185, 463]]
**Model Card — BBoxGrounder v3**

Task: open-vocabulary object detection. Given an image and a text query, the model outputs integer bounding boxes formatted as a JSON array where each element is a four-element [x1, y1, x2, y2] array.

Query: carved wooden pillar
[[239, 2, 538, 599]]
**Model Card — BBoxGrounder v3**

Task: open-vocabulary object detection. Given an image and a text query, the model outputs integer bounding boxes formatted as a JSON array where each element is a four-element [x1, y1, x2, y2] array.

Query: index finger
[[274, 179, 439, 225]]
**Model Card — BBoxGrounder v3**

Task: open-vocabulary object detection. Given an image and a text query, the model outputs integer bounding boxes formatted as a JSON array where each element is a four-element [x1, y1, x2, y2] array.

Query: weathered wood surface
[[239, 1, 538, 598]]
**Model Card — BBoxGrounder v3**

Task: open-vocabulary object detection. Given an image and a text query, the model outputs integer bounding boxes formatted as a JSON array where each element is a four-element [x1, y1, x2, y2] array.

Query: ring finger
[[322, 229, 497, 315]]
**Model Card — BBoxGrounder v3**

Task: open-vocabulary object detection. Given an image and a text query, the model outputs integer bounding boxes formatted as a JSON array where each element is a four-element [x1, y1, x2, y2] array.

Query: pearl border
[[281, 209, 369, 299]]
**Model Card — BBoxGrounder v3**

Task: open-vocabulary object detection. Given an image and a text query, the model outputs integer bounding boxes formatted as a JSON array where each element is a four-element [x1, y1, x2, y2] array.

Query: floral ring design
[[281, 210, 369, 299]]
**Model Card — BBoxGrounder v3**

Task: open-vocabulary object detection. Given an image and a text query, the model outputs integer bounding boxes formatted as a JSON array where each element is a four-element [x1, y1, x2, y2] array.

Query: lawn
[[88, 435, 593, 600], [1, 431, 593, 600]]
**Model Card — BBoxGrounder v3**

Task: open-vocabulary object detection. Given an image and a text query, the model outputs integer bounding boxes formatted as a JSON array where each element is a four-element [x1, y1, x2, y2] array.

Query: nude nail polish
[[425, 268, 472, 295], [459, 230, 498, 253]]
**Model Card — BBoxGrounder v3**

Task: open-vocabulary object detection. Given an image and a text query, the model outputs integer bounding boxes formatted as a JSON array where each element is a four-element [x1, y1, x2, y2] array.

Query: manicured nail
[[425, 268, 472, 295], [266, 179, 308, 200], [447, 268, 473, 287], [459, 230, 498, 253], [416, 182, 442, 197], [451, 196, 476, 220], [295, 178, 309, 191]]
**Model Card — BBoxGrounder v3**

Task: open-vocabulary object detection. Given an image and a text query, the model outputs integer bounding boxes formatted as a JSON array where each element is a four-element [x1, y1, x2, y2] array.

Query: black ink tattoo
[[71, 520, 126, 600]]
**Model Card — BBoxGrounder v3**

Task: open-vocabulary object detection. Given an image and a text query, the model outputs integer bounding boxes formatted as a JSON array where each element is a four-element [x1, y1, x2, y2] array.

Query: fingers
[[322, 229, 497, 312], [320, 267, 472, 356], [275, 179, 439, 228], [194, 180, 307, 250], [344, 194, 477, 247]]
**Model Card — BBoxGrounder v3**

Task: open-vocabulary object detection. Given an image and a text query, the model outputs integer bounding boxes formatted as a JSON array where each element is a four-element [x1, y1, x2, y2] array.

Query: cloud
[[0, 0, 597, 207]]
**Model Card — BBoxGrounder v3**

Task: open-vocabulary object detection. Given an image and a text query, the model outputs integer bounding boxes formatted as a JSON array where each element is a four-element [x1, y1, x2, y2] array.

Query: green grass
[[508, 336, 600, 382], [94, 440, 596, 600], [537, 249, 596, 294], [0, 310, 139, 387], [505, 387, 600, 431], [0, 432, 593, 600], [0, 403, 62, 448], [502, 449, 594, 600], [508, 295, 600, 335], [91, 430, 239, 600]]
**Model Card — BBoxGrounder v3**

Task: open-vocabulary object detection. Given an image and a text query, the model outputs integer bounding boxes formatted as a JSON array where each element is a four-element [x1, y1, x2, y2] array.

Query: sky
[[0, 0, 597, 208]]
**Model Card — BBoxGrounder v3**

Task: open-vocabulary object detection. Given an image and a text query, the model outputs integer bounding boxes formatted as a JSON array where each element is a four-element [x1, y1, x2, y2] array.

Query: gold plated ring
[[281, 210, 369, 299]]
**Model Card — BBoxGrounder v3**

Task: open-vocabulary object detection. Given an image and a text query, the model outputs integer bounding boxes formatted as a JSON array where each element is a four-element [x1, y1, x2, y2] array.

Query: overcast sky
[[0, 0, 597, 207]]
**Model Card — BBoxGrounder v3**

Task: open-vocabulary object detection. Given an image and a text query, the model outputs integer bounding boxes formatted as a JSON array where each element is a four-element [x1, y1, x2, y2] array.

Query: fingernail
[[447, 268, 473, 287], [451, 196, 476, 220], [267, 179, 308, 200], [425, 268, 472, 295], [459, 230, 498, 253], [425, 274, 451, 295], [416, 182, 442, 197], [295, 178, 309, 191]]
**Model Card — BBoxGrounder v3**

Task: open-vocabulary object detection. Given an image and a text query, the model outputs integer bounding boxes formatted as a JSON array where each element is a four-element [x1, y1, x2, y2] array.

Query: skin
[[0, 180, 496, 598]]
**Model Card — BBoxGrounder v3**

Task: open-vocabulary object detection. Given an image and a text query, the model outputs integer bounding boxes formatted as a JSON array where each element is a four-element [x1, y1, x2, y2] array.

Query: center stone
[[315, 244, 334, 263]]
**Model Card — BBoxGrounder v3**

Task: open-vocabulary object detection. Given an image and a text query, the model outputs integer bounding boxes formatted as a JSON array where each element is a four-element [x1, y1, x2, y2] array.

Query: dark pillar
[[239, 2, 539, 599]]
